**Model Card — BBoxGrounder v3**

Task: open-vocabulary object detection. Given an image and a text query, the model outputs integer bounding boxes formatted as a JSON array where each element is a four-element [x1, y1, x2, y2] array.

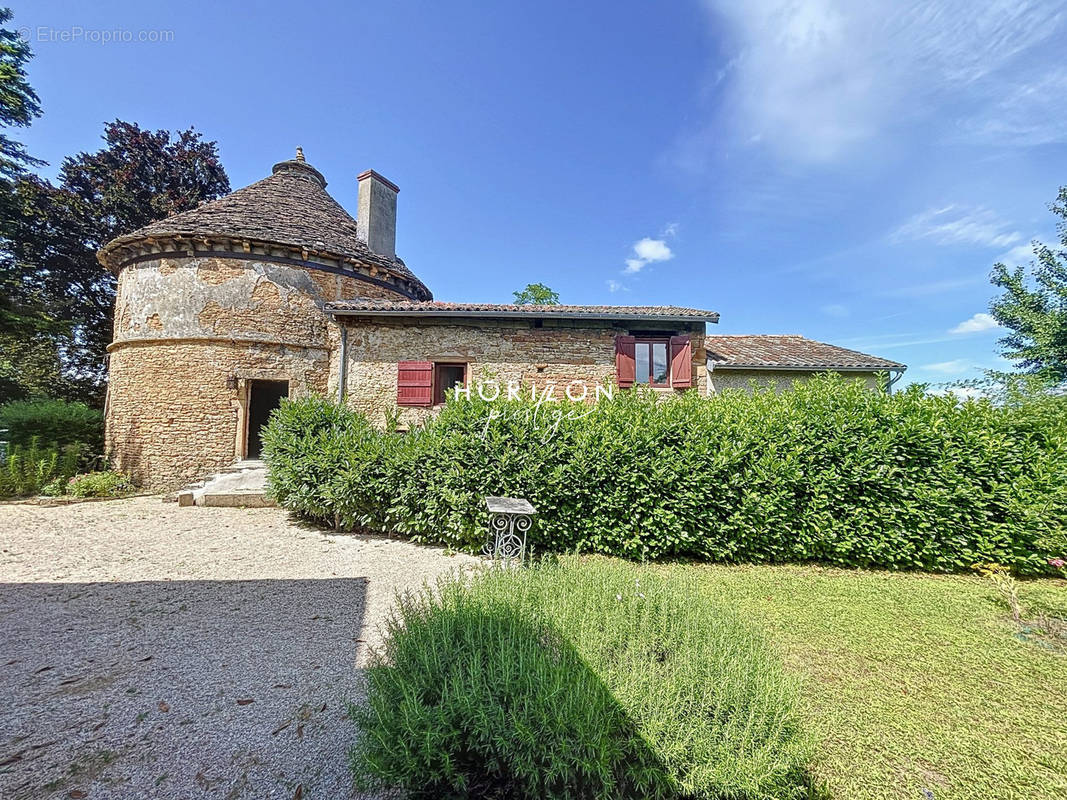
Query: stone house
[[99, 152, 905, 489]]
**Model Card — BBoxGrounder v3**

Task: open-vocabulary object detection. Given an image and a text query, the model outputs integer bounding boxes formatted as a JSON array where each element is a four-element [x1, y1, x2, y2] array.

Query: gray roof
[[98, 157, 432, 299], [705, 335, 905, 371], [326, 299, 719, 323]]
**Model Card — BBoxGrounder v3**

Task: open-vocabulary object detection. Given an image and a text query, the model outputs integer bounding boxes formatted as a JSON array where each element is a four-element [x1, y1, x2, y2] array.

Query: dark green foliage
[[352, 558, 809, 799], [0, 439, 81, 497], [263, 376, 1067, 573], [259, 395, 392, 529], [65, 470, 134, 498], [1, 121, 230, 404], [0, 398, 103, 451], [0, 7, 43, 180]]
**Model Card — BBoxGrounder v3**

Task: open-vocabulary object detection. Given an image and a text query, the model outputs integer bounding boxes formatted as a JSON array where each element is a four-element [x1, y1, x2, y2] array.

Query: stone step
[[200, 490, 276, 508], [176, 461, 272, 508]]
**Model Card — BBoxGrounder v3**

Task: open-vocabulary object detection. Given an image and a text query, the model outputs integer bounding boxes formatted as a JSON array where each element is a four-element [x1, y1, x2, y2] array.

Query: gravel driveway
[[0, 497, 479, 800]]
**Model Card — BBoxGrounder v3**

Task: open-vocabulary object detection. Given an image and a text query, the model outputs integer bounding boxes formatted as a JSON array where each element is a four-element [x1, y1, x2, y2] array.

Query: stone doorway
[[245, 379, 289, 458]]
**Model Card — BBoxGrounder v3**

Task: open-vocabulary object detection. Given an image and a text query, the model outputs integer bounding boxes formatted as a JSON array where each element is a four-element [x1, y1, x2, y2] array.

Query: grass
[[664, 563, 1067, 800], [353, 558, 811, 799]]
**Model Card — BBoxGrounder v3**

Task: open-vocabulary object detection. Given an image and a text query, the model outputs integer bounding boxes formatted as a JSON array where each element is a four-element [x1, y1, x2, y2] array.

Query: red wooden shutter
[[615, 335, 636, 389], [670, 335, 692, 388], [397, 361, 433, 406]]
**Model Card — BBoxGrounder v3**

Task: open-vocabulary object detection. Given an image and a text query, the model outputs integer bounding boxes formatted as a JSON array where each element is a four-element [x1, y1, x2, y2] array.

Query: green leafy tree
[[1, 121, 230, 404], [989, 186, 1067, 386], [0, 8, 42, 180], [0, 7, 57, 401], [512, 282, 560, 305]]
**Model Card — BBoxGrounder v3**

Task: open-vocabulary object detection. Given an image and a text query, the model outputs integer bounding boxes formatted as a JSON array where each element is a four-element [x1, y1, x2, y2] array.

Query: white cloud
[[891, 205, 1021, 249], [633, 238, 673, 262], [820, 303, 849, 317], [949, 312, 1001, 335], [997, 242, 1036, 265], [623, 237, 674, 274], [921, 359, 973, 373], [606, 279, 626, 293], [693, 0, 1065, 163], [662, 222, 680, 238], [960, 66, 1067, 146]]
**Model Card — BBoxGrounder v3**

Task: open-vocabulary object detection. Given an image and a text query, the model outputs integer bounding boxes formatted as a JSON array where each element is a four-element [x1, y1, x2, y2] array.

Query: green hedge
[[0, 398, 104, 452], [352, 558, 810, 799], [262, 376, 1067, 573]]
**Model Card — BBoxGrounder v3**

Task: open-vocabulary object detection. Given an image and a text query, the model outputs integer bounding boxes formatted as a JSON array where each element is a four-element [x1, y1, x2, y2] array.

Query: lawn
[[671, 563, 1067, 800]]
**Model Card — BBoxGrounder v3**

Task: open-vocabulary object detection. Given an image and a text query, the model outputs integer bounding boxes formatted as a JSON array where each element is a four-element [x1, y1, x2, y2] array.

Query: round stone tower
[[98, 151, 431, 489]]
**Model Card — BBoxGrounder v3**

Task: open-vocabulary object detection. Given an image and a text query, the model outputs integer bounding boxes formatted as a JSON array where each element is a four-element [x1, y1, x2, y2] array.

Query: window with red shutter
[[397, 361, 433, 406], [615, 335, 636, 388], [670, 335, 692, 388]]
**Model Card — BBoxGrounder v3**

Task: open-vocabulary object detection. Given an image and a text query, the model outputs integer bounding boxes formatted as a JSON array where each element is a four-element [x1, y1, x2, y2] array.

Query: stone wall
[[106, 255, 407, 489], [707, 368, 884, 394], [342, 317, 706, 427], [107, 340, 329, 488]]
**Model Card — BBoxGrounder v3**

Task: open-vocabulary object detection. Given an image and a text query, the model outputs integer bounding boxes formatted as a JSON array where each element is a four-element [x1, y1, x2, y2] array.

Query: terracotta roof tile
[[705, 335, 904, 370], [99, 158, 432, 299], [326, 299, 719, 322]]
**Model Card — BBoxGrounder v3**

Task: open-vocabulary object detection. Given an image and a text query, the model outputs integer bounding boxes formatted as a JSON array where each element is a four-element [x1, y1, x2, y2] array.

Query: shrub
[[352, 558, 810, 799], [0, 398, 104, 453], [260, 395, 393, 529], [39, 477, 67, 496], [66, 470, 135, 498], [263, 377, 1067, 573], [0, 439, 82, 498]]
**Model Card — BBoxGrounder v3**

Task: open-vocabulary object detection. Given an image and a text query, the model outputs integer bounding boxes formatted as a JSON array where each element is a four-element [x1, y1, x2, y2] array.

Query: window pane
[[635, 343, 650, 384], [435, 364, 467, 404], [441, 365, 465, 391], [652, 342, 668, 384]]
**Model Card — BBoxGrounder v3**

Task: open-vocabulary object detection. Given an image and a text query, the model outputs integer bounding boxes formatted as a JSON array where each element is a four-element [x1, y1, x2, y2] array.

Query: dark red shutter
[[615, 335, 636, 389], [670, 335, 692, 388], [397, 361, 433, 406]]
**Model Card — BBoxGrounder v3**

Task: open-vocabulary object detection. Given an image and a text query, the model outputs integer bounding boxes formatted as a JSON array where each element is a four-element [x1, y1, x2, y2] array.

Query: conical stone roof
[[98, 153, 431, 300]]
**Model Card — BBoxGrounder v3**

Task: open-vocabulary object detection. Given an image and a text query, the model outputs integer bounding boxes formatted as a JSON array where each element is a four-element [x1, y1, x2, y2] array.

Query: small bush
[[39, 477, 67, 496], [264, 377, 1067, 574], [352, 558, 809, 799], [66, 470, 134, 498], [0, 398, 104, 452], [0, 439, 82, 498]]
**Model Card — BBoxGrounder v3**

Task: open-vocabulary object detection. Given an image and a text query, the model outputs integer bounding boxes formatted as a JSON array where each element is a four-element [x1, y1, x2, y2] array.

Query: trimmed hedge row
[[262, 376, 1067, 573], [0, 398, 104, 452]]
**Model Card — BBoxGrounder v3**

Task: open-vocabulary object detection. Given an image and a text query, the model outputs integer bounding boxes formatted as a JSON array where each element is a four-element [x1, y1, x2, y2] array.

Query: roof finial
[[295, 146, 305, 162]]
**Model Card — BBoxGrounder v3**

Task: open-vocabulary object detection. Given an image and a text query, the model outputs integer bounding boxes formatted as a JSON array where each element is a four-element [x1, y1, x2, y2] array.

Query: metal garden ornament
[[483, 496, 536, 567]]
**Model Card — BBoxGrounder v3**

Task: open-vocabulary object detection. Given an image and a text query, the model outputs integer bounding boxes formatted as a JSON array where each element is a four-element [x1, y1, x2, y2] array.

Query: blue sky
[[13, 1, 1067, 387]]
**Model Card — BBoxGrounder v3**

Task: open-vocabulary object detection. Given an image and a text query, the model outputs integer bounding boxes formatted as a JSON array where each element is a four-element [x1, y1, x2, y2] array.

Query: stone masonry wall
[[708, 369, 884, 393], [342, 318, 706, 427], [106, 255, 407, 489], [107, 339, 328, 488]]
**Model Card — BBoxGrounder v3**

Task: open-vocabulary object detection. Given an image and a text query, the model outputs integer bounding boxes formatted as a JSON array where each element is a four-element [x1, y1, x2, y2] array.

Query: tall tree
[[989, 186, 1067, 386], [1, 121, 230, 404], [0, 7, 42, 180], [512, 282, 560, 305], [0, 6, 56, 401]]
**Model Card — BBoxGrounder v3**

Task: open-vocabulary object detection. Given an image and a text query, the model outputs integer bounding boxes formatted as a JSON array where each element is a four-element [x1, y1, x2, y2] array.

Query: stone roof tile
[[98, 157, 432, 299], [325, 299, 719, 322], [705, 335, 904, 370]]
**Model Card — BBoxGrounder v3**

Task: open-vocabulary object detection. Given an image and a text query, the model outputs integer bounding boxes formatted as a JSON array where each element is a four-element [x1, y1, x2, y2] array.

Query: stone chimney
[[356, 170, 399, 260]]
